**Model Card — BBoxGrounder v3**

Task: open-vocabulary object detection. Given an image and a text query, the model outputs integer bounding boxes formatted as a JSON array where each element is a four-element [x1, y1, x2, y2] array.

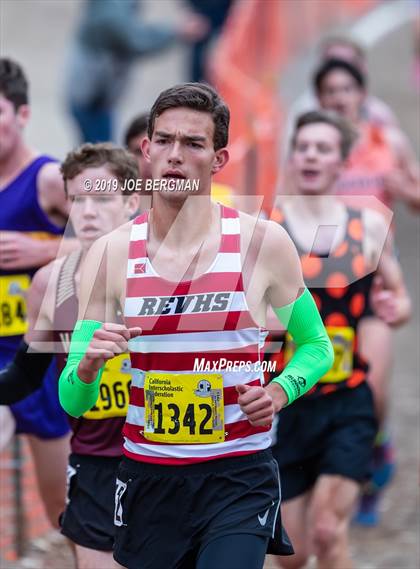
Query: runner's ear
[[16, 104, 30, 130], [141, 137, 151, 162], [124, 193, 140, 218], [211, 148, 229, 175]]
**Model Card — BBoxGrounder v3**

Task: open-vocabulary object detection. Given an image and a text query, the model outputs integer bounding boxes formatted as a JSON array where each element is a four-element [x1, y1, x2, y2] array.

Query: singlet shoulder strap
[[219, 205, 240, 255], [344, 207, 365, 248], [56, 249, 82, 308]]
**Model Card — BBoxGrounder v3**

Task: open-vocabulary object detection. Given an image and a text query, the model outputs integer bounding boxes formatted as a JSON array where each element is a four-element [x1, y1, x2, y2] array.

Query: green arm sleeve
[[271, 288, 334, 405], [58, 320, 104, 418]]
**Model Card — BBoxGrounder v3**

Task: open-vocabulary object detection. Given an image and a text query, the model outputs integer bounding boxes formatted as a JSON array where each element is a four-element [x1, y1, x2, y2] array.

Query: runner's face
[[67, 165, 139, 247], [318, 70, 365, 123], [142, 107, 227, 203], [291, 123, 343, 195], [0, 94, 28, 161], [128, 132, 152, 181]]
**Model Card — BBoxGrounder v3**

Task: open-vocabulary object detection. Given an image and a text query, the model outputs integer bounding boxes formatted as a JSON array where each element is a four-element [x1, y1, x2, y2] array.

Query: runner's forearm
[[0, 342, 53, 404], [271, 288, 333, 405], [58, 319, 104, 417]]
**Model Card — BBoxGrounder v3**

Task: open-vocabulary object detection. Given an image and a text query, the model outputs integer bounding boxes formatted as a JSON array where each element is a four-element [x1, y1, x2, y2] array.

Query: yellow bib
[[144, 372, 225, 444], [0, 275, 30, 337], [285, 326, 354, 383], [83, 354, 132, 419]]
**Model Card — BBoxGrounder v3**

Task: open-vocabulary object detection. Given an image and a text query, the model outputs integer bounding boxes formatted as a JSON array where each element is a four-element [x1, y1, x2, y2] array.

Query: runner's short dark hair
[[313, 58, 366, 93], [124, 113, 149, 147], [0, 58, 29, 110], [148, 83, 230, 150], [61, 143, 139, 196], [292, 110, 358, 160], [320, 36, 366, 62]]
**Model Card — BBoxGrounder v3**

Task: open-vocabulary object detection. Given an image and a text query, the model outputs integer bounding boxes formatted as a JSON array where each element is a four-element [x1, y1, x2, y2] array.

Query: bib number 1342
[[143, 373, 224, 444]]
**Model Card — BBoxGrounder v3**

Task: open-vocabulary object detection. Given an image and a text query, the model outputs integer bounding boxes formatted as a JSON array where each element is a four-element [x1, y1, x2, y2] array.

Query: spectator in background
[[185, 0, 234, 82], [66, 0, 208, 144]]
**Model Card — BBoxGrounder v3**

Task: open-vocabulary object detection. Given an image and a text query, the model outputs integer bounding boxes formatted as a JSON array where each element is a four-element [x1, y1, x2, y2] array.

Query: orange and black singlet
[[267, 207, 374, 398]]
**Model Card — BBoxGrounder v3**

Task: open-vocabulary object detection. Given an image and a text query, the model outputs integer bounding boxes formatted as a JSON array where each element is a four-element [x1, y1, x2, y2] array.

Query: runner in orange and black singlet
[[267, 109, 411, 569], [277, 207, 373, 395], [267, 206, 377, 502]]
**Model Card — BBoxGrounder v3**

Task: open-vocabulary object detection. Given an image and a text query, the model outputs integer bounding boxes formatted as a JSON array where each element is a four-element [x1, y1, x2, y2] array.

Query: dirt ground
[[0, 1, 419, 568]]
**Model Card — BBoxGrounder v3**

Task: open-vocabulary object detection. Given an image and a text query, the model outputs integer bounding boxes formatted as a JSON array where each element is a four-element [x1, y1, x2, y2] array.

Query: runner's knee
[[312, 509, 340, 553]]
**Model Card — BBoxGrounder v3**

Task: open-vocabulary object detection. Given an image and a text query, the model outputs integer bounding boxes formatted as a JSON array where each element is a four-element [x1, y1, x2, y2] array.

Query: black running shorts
[[272, 381, 377, 501], [60, 453, 121, 551], [113, 450, 294, 569]]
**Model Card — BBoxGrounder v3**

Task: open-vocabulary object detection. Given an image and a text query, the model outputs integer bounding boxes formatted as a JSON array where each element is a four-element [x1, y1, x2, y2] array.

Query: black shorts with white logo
[[60, 453, 121, 551], [272, 381, 377, 501], [113, 449, 294, 569]]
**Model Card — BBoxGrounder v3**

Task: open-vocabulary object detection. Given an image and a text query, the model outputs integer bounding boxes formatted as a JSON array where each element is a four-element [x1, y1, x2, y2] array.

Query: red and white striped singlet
[[123, 205, 271, 465]]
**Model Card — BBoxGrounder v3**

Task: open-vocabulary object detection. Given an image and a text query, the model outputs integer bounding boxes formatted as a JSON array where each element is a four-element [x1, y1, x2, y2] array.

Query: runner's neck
[[284, 195, 347, 254], [290, 194, 343, 219], [149, 195, 216, 248], [0, 143, 37, 189]]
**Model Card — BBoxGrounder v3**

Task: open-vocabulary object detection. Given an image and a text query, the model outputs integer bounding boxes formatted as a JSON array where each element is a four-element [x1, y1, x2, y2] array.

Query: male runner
[[0, 143, 140, 568], [58, 83, 334, 569], [0, 57, 75, 527], [314, 57, 419, 524], [125, 110, 236, 207], [269, 110, 410, 569]]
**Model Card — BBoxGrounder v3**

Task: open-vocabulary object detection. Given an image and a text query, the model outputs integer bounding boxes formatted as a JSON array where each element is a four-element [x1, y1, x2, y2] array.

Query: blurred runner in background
[[313, 56, 419, 525], [124, 113, 151, 180], [0, 57, 77, 528], [282, 35, 400, 162], [314, 58, 419, 211], [269, 110, 411, 568], [319, 37, 399, 127], [1, 143, 140, 569], [66, 0, 208, 144], [124, 112, 153, 213]]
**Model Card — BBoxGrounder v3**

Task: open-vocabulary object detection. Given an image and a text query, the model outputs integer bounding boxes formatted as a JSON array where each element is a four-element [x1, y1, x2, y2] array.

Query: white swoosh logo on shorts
[[258, 501, 275, 526]]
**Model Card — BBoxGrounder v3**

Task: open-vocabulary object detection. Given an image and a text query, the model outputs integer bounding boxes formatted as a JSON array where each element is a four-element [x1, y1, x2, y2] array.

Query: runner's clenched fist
[[77, 323, 142, 383]]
